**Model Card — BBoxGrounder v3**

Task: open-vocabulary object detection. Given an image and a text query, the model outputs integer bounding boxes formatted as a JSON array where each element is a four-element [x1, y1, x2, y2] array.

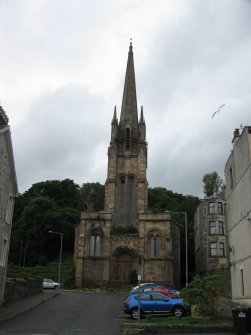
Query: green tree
[[181, 272, 226, 319], [202, 172, 224, 197], [9, 179, 81, 266], [80, 182, 105, 211]]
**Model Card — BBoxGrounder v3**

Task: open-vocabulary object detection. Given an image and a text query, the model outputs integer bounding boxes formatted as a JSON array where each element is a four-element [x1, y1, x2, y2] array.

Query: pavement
[[0, 290, 60, 323]]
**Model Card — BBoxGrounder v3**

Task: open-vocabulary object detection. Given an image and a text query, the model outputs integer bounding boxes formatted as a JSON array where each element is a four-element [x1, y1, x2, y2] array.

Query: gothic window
[[117, 175, 136, 226], [90, 230, 101, 257], [127, 176, 134, 225], [149, 234, 160, 258], [209, 221, 216, 235], [119, 176, 125, 225]]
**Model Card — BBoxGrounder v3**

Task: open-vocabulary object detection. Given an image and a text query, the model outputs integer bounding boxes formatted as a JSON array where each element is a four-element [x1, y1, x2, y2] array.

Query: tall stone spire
[[120, 42, 138, 125]]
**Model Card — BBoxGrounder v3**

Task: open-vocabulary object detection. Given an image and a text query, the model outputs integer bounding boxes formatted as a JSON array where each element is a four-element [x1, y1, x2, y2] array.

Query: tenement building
[[194, 192, 230, 275], [225, 127, 251, 302], [0, 106, 18, 305], [74, 44, 180, 287]]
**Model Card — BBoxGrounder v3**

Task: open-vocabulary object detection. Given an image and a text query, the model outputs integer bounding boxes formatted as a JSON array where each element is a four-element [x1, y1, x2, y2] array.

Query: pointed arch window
[[90, 230, 101, 257], [149, 234, 160, 258]]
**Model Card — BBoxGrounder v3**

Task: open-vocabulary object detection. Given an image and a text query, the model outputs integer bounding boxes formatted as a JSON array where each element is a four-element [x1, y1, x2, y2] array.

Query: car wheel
[[130, 308, 142, 320], [173, 306, 184, 317]]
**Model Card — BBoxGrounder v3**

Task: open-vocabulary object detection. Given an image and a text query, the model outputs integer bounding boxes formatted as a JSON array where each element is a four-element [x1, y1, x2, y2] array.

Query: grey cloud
[[3, 0, 251, 197]]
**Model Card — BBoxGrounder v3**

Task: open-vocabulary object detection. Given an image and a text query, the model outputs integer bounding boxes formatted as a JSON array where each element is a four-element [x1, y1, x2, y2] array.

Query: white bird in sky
[[212, 104, 226, 118]]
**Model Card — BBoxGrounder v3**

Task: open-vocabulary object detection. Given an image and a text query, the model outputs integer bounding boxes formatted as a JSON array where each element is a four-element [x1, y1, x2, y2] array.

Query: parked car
[[145, 289, 177, 299], [131, 283, 181, 298], [42, 278, 58, 289], [123, 292, 190, 320], [130, 283, 154, 292]]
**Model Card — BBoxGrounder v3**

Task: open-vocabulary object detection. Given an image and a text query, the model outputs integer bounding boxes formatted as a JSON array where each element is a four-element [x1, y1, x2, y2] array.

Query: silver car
[[42, 278, 58, 289]]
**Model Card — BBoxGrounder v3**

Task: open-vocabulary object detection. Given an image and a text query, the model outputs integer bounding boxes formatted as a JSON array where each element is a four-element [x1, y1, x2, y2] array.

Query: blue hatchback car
[[123, 292, 190, 320]]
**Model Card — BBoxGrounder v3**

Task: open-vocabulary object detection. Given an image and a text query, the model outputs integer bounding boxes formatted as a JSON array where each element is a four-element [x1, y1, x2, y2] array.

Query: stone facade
[[194, 192, 230, 275], [0, 106, 18, 305], [74, 44, 180, 288], [225, 127, 251, 302]]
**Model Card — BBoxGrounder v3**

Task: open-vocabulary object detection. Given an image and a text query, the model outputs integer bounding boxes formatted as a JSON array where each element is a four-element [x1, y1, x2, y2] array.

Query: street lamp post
[[49, 231, 63, 287], [166, 210, 188, 286]]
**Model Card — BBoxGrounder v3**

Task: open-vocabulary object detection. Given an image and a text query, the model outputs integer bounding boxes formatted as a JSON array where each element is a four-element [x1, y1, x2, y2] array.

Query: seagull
[[212, 104, 225, 118]]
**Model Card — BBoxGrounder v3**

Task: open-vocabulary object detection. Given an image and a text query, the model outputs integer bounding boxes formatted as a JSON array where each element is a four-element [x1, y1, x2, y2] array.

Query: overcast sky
[[1, 0, 251, 198]]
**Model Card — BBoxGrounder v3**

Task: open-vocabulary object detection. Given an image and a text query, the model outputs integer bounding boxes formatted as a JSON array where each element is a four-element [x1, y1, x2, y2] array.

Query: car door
[[138, 293, 153, 313], [151, 293, 172, 314]]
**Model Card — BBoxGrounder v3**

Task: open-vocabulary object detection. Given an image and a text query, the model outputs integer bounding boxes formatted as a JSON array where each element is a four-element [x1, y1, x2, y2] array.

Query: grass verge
[[141, 315, 231, 324]]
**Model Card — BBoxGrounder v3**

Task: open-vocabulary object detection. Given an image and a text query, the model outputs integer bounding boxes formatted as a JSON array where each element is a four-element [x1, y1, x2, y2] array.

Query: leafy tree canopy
[[202, 172, 224, 197], [9, 179, 81, 266], [80, 182, 105, 211], [148, 187, 199, 222]]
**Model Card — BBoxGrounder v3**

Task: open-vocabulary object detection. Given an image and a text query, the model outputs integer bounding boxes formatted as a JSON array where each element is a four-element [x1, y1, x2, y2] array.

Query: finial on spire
[[129, 38, 133, 52], [113, 105, 117, 119], [140, 106, 145, 123]]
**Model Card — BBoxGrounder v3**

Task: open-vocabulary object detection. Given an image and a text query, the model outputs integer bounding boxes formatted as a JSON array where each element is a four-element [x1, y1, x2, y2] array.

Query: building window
[[210, 242, 225, 257], [118, 176, 125, 225], [218, 221, 224, 235], [127, 176, 134, 226], [209, 221, 217, 235], [218, 242, 225, 256], [90, 230, 101, 257], [240, 268, 245, 296], [218, 202, 223, 215], [0, 237, 8, 266], [230, 168, 233, 189], [149, 234, 160, 258], [210, 242, 217, 256], [5, 194, 14, 224], [208, 202, 216, 214], [209, 221, 224, 235]]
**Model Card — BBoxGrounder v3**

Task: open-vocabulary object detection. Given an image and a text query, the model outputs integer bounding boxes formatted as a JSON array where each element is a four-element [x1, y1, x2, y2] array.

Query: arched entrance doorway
[[110, 246, 138, 283]]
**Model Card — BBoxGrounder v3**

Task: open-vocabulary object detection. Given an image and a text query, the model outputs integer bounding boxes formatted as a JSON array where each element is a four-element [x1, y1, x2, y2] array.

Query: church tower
[[105, 43, 148, 226], [74, 44, 180, 288]]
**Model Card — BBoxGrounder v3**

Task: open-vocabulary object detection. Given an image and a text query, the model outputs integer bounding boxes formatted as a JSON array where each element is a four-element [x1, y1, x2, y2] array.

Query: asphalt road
[[0, 291, 128, 335]]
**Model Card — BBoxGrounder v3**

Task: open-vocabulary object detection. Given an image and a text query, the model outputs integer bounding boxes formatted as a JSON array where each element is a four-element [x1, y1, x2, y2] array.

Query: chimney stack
[[232, 128, 240, 146]]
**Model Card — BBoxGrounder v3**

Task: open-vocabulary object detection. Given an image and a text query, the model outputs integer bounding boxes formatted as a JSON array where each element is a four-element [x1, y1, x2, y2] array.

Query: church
[[74, 44, 180, 288]]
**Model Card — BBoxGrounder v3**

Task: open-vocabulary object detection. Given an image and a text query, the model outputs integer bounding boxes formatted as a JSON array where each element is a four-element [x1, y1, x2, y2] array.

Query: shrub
[[181, 273, 225, 319]]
